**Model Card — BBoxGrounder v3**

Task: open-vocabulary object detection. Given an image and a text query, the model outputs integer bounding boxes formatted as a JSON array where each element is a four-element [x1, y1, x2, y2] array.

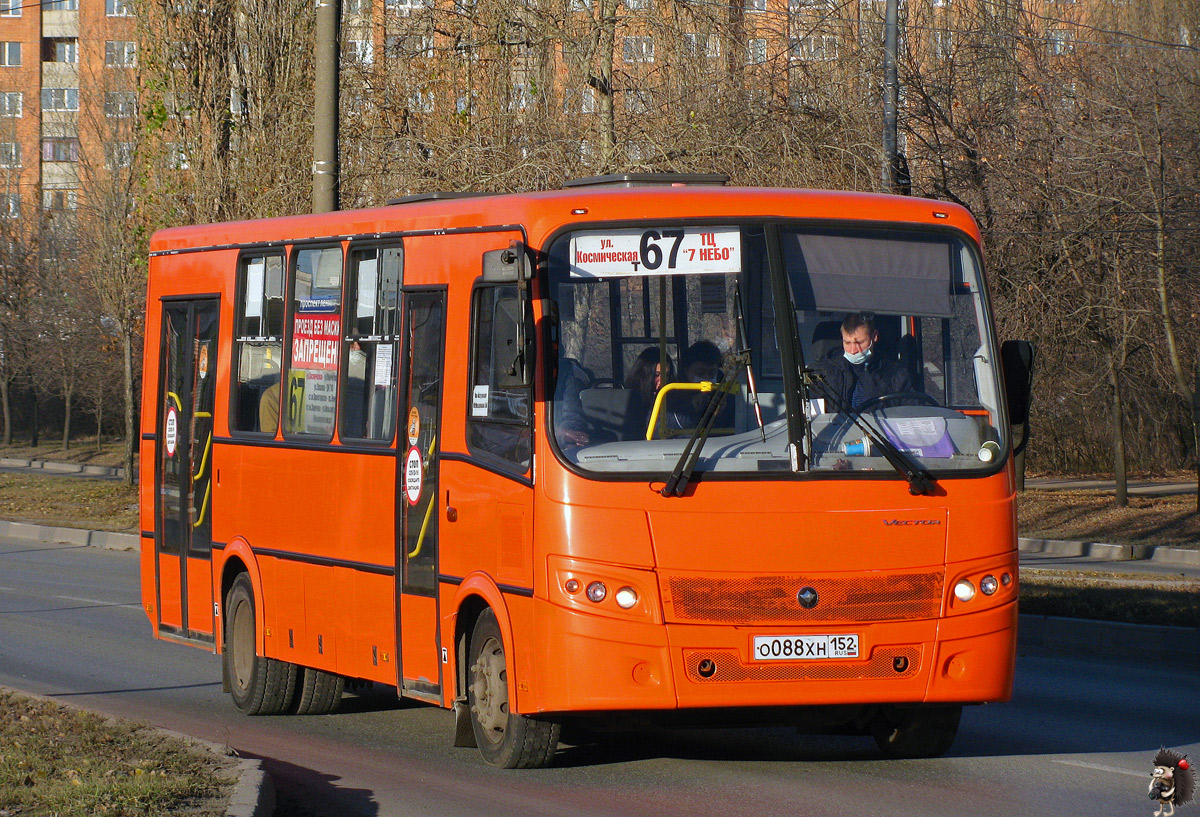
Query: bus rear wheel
[[872, 704, 961, 759], [467, 608, 560, 768], [224, 573, 297, 715], [293, 667, 344, 715]]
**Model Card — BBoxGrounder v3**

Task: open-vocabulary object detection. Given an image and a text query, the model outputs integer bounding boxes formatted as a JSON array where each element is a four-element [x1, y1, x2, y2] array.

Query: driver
[[815, 312, 915, 411]]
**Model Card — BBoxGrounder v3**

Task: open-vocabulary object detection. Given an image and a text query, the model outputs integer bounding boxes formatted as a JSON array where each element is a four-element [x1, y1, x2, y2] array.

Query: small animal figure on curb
[[1149, 747, 1195, 817]]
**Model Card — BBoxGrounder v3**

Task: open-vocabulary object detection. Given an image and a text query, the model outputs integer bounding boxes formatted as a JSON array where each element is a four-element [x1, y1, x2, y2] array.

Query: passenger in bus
[[665, 340, 735, 431], [814, 312, 915, 412], [625, 346, 675, 427], [258, 381, 281, 432]]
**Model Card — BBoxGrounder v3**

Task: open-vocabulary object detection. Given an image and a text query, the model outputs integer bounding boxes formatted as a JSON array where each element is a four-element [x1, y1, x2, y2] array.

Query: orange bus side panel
[[157, 554, 183, 630], [343, 570, 395, 685], [186, 557, 214, 636], [400, 593, 440, 689]]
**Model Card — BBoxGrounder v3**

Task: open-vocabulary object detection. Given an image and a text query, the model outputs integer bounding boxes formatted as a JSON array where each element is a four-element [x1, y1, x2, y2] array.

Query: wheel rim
[[470, 635, 508, 744], [230, 596, 253, 691]]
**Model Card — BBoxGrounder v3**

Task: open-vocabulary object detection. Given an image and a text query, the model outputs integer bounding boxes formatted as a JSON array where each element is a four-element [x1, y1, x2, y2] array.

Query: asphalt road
[[1, 535, 1197, 817]]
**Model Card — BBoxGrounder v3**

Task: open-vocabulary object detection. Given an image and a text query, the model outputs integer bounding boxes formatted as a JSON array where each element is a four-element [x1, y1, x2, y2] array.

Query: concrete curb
[[0, 519, 137, 550], [0, 686, 275, 817], [1018, 536, 1200, 567], [1, 456, 128, 479]]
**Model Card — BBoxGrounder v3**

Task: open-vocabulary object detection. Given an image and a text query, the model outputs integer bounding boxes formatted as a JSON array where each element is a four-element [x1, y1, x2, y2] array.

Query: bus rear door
[[153, 298, 218, 644]]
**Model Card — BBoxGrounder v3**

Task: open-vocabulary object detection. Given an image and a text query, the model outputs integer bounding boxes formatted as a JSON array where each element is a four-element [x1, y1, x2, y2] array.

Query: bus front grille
[[663, 571, 943, 624]]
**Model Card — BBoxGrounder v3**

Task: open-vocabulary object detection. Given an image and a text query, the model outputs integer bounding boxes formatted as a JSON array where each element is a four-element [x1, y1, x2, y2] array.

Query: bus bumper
[[529, 598, 1016, 713]]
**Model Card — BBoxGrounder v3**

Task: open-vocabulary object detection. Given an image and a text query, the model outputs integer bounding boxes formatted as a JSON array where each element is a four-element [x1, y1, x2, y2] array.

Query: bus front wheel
[[872, 704, 961, 759], [223, 573, 297, 715], [467, 608, 560, 768]]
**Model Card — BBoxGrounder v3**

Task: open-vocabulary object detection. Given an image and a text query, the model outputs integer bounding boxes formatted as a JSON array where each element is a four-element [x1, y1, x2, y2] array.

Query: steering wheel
[[856, 391, 939, 412]]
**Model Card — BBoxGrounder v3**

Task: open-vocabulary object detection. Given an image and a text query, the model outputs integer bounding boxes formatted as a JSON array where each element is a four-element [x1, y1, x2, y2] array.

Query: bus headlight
[[615, 587, 639, 609], [586, 581, 607, 603], [953, 580, 976, 602], [980, 575, 999, 595]]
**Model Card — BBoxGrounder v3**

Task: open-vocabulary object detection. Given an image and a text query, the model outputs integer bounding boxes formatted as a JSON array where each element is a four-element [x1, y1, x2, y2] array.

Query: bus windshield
[[547, 222, 1006, 478]]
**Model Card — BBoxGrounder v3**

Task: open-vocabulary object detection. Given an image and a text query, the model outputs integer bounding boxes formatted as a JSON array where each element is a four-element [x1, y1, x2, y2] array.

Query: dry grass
[[1, 441, 128, 469], [0, 473, 137, 532], [0, 689, 234, 817]]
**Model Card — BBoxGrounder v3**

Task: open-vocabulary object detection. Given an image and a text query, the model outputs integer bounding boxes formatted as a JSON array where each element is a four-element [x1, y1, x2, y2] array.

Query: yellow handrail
[[646, 381, 718, 440]]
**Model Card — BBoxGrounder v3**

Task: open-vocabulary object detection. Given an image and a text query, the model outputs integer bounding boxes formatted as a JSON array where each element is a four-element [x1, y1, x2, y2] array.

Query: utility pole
[[881, 0, 909, 195], [313, 0, 340, 213]]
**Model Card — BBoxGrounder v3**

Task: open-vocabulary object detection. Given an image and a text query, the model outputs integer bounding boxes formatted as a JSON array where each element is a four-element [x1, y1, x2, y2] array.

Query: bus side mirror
[[1001, 340, 1035, 426], [482, 242, 530, 283]]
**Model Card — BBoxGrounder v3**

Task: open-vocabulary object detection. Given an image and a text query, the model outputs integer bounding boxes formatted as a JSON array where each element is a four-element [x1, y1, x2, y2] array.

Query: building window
[[43, 38, 79, 63], [385, 0, 429, 14], [41, 137, 79, 161], [0, 92, 20, 116], [624, 88, 654, 116], [344, 0, 369, 12], [790, 34, 838, 61], [0, 0, 20, 17], [0, 142, 19, 167], [0, 42, 20, 66], [623, 36, 654, 63], [624, 0, 650, 9], [932, 30, 952, 59], [105, 91, 137, 117], [0, 194, 18, 218], [683, 32, 719, 60], [745, 0, 766, 10], [106, 0, 132, 16], [747, 38, 767, 64], [42, 189, 78, 211], [409, 90, 434, 112], [1047, 28, 1074, 55], [105, 141, 133, 168], [43, 0, 79, 9], [387, 34, 434, 58], [41, 88, 79, 111], [105, 41, 137, 67], [347, 39, 374, 64]]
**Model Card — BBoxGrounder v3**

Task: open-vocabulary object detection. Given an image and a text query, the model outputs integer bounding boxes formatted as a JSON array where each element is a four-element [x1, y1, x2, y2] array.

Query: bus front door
[[396, 289, 446, 702], [154, 299, 218, 644]]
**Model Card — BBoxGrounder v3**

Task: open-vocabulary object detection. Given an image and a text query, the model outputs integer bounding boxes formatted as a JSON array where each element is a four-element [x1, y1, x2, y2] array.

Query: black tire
[[293, 667, 345, 715], [467, 608, 560, 768], [872, 704, 961, 759], [223, 573, 298, 715]]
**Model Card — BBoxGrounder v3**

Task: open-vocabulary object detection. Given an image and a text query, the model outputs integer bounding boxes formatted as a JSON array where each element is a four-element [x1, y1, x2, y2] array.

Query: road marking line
[[1052, 759, 1145, 778], [53, 594, 140, 609]]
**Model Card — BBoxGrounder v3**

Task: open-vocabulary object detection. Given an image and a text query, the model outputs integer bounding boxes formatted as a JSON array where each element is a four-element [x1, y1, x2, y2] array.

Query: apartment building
[[0, 0, 136, 232]]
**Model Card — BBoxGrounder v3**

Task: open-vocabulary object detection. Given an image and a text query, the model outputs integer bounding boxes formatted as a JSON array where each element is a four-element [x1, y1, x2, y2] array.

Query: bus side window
[[466, 283, 531, 471], [233, 253, 285, 433], [341, 245, 402, 442], [284, 246, 343, 440]]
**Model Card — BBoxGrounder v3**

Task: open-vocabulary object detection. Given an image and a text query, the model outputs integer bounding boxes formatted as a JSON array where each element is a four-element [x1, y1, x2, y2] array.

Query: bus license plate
[[752, 634, 859, 661]]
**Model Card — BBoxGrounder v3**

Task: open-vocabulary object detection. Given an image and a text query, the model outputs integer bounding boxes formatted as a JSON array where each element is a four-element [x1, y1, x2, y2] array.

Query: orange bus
[[140, 174, 1034, 768]]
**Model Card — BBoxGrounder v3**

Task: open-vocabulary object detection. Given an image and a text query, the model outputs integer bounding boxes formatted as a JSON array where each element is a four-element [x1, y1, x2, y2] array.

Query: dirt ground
[[1018, 489, 1199, 548]]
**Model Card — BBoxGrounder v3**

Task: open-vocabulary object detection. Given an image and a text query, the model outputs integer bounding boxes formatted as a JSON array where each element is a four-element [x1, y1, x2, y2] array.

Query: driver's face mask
[[843, 345, 873, 366]]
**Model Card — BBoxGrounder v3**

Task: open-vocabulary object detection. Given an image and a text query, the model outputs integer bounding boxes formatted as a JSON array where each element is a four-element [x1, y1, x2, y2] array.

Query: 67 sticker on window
[[569, 227, 741, 278]]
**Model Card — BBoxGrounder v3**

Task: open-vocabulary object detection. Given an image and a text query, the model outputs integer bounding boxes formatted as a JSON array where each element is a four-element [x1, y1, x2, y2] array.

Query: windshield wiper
[[804, 369, 937, 496], [659, 355, 744, 497]]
